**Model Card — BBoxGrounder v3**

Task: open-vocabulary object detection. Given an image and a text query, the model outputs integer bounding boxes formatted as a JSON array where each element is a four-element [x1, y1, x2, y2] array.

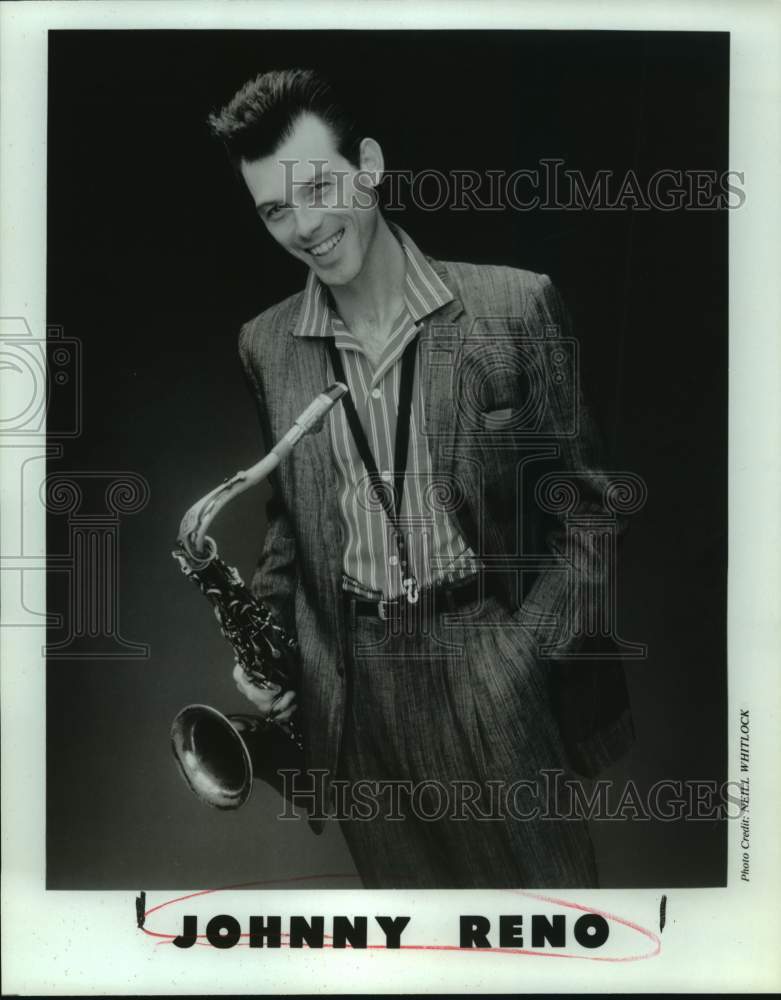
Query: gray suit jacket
[[238, 255, 635, 783]]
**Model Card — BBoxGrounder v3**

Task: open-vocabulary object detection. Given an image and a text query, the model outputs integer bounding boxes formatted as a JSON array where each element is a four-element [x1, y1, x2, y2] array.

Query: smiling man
[[207, 68, 634, 888], [241, 110, 408, 369]]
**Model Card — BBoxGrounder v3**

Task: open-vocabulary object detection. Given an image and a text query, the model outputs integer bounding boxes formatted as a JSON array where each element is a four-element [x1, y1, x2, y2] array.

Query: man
[[208, 68, 633, 888]]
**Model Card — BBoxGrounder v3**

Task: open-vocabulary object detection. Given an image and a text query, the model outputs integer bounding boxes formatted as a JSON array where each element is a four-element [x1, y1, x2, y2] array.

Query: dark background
[[46, 30, 728, 888]]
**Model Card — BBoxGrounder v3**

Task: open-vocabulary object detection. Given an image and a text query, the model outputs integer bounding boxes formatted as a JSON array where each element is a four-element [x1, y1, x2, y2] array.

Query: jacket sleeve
[[238, 319, 299, 635], [516, 273, 635, 776]]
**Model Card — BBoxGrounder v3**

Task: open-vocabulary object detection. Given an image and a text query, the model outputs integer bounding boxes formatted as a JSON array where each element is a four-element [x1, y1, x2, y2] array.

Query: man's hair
[[207, 68, 364, 167]]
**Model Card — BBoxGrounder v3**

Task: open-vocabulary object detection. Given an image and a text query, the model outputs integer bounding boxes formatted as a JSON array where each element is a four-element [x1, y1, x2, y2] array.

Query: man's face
[[240, 113, 380, 287]]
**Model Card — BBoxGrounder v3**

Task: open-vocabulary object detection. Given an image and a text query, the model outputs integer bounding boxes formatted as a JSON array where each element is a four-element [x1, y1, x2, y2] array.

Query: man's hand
[[232, 664, 298, 723]]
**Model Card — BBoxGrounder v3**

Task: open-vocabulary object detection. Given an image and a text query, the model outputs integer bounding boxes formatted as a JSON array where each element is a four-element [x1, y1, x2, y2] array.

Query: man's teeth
[[309, 229, 345, 257]]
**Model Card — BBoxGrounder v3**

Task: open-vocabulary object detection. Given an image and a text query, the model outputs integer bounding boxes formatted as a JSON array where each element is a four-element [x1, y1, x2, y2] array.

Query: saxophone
[[170, 382, 346, 809]]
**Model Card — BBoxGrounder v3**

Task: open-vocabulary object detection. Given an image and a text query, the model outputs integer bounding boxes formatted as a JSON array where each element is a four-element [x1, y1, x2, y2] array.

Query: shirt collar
[[292, 223, 453, 338]]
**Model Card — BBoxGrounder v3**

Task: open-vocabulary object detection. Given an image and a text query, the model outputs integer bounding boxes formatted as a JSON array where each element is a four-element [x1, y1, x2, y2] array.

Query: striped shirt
[[293, 224, 478, 599]]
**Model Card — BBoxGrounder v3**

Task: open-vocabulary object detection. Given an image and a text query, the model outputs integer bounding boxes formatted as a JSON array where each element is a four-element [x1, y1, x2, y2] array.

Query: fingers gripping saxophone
[[170, 382, 347, 810]]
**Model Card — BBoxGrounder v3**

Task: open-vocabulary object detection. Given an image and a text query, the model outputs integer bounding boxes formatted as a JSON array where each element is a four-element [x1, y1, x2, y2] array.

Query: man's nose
[[293, 207, 323, 243]]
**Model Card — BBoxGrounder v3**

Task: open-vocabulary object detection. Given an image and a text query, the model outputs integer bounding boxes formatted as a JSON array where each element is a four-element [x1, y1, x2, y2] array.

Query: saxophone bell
[[171, 703, 305, 810], [170, 705, 256, 810]]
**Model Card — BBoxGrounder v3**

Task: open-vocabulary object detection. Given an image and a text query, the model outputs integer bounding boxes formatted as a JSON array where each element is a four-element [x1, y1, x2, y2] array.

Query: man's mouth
[[306, 228, 345, 258]]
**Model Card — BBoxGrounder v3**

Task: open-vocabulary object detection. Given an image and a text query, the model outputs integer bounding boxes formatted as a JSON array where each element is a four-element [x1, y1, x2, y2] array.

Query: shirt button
[[389, 555, 399, 566], [371, 388, 381, 399]]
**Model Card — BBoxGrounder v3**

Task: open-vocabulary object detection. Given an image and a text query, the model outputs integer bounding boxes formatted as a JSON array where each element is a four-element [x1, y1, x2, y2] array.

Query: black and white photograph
[[2, 1, 780, 994], [44, 26, 727, 892]]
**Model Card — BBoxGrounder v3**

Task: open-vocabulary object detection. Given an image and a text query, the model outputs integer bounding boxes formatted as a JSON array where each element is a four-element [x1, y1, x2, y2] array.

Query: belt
[[344, 574, 484, 622]]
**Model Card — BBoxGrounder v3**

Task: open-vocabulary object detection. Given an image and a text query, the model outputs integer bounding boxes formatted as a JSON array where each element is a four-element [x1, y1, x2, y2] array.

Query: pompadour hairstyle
[[207, 68, 364, 167]]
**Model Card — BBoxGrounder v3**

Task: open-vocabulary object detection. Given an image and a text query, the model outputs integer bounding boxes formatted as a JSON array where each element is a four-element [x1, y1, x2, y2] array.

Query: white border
[[2, 1, 780, 993]]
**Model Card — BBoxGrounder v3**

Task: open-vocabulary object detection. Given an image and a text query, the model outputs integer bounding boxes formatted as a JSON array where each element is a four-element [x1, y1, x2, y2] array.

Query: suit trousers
[[335, 588, 599, 889]]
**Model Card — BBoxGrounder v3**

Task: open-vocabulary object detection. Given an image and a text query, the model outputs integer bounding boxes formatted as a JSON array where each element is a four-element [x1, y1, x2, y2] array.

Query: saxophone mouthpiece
[[326, 381, 349, 402], [293, 382, 349, 437]]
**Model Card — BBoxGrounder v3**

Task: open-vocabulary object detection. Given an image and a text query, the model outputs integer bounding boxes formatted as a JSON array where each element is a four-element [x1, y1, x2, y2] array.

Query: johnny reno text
[[171, 912, 610, 950]]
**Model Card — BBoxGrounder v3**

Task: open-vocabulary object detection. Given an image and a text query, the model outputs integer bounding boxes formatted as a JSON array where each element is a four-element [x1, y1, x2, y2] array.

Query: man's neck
[[328, 218, 406, 336]]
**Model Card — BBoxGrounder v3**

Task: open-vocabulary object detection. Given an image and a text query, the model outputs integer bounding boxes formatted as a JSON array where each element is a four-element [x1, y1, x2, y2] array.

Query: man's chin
[[309, 262, 359, 288]]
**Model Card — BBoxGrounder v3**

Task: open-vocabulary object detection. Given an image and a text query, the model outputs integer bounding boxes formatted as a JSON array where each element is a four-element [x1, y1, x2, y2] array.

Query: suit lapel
[[419, 260, 465, 481], [419, 261, 489, 552], [284, 309, 346, 633]]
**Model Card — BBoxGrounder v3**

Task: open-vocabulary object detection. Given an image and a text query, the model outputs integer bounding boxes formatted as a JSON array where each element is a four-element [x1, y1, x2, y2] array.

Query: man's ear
[[358, 137, 384, 187]]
